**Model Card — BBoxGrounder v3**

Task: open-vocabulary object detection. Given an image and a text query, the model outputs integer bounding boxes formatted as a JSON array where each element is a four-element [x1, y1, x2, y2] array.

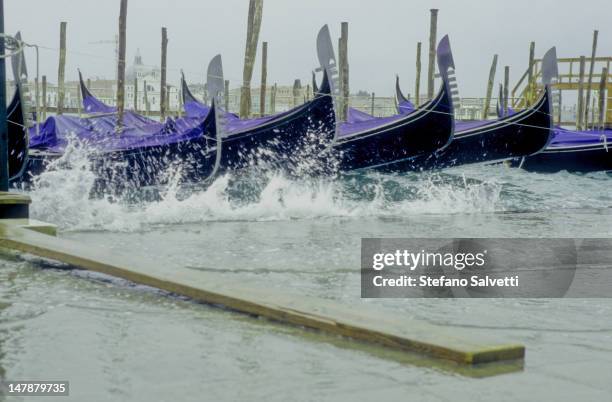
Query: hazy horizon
[[5, 0, 611, 98]]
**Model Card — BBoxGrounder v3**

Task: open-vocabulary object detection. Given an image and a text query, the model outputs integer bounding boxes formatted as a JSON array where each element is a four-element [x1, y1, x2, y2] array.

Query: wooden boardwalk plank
[[0, 222, 524, 368]]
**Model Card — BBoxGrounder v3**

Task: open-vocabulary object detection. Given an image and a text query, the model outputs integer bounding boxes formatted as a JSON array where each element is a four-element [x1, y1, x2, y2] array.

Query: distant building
[[9, 50, 183, 115], [7, 49, 477, 120]]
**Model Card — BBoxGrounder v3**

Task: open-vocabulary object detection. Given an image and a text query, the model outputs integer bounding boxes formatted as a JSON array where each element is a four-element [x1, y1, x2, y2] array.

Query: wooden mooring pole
[[57, 21, 67, 115], [427, 9, 438, 100], [337, 37, 344, 118], [240, 0, 263, 118], [165, 85, 170, 116], [557, 90, 563, 126], [577, 56, 586, 130], [116, 0, 128, 131], [133, 77, 138, 112], [584, 30, 598, 127], [159, 27, 168, 122], [224, 80, 230, 111], [270, 83, 276, 114], [292, 79, 302, 108], [41, 75, 47, 120], [76, 82, 82, 117], [503, 66, 509, 117], [338, 22, 349, 121], [599, 67, 608, 130], [259, 41, 267, 116], [482, 54, 498, 119], [160, 27, 168, 122], [178, 85, 183, 118], [371, 92, 375, 116], [34, 77, 40, 125], [415, 42, 422, 106], [527, 41, 535, 105], [143, 80, 150, 116], [590, 97, 596, 130]]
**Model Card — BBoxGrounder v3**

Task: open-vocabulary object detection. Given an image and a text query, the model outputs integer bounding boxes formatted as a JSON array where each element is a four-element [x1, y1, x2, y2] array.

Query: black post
[[0, 0, 9, 191]]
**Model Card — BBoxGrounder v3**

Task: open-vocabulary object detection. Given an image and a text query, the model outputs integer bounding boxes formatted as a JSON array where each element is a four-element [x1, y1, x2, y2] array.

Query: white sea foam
[[20, 139, 526, 233]]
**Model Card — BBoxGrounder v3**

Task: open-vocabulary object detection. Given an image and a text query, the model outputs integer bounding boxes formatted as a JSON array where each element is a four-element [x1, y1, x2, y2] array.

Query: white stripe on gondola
[[544, 145, 608, 153], [446, 68, 460, 109], [544, 138, 610, 153]]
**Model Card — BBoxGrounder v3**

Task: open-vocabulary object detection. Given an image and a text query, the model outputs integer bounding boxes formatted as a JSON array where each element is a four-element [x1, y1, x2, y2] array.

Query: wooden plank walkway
[[0, 222, 524, 370]]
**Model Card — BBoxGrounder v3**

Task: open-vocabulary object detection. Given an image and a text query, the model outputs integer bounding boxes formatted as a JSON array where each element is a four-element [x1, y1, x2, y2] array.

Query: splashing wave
[[21, 138, 513, 233]]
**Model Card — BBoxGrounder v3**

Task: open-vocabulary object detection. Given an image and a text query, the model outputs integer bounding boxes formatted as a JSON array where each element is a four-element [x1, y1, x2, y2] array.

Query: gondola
[[14, 97, 222, 196], [387, 42, 556, 172], [11, 55, 336, 194], [7, 87, 29, 182], [12, 67, 218, 194], [85, 55, 335, 175], [179, 55, 336, 174], [191, 55, 336, 174], [514, 128, 612, 173], [497, 58, 612, 173], [7, 32, 30, 182], [316, 26, 454, 172]]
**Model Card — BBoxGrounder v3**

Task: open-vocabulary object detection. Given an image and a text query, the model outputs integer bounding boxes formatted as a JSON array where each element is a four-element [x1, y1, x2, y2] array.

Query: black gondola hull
[[11, 75, 336, 194], [516, 144, 612, 173], [220, 92, 335, 174], [378, 89, 552, 172], [335, 84, 453, 172], [14, 115, 218, 198], [7, 88, 29, 180]]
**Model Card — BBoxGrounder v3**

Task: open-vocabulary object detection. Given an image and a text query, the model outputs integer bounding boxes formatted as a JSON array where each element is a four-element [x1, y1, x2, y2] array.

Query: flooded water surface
[[1, 159, 612, 401]]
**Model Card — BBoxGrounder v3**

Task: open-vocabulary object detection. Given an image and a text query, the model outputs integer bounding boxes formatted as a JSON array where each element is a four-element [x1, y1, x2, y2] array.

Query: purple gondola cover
[[29, 112, 206, 154], [346, 107, 375, 123], [548, 128, 612, 148]]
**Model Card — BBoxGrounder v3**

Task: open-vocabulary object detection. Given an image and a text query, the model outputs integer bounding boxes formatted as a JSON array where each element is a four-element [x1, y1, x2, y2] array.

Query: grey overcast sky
[[5, 0, 611, 97]]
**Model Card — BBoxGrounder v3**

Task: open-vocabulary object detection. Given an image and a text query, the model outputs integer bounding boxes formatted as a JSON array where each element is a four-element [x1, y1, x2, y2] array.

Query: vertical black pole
[[0, 0, 9, 191]]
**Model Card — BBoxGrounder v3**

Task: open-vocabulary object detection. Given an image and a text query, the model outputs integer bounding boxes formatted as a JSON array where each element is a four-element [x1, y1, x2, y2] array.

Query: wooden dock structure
[[512, 55, 612, 128]]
